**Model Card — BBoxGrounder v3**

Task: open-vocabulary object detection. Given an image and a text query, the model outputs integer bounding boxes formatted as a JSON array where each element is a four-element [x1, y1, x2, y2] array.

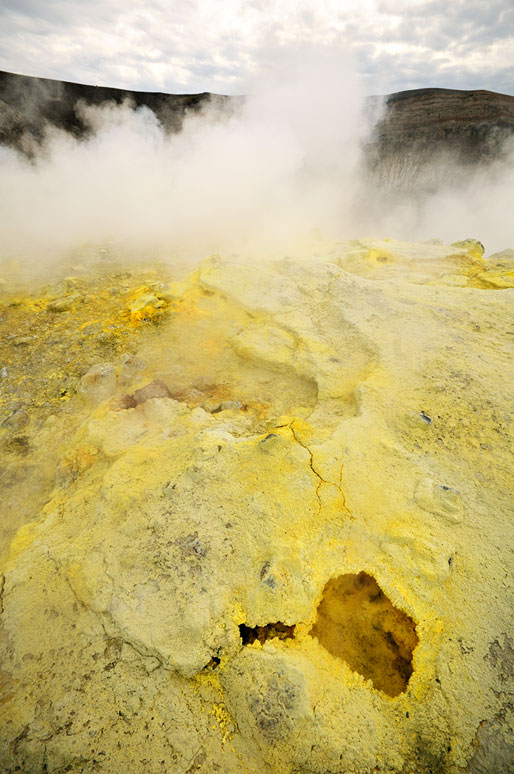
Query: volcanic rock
[[0, 239, 513, 772], [371, 87, 514, 163]]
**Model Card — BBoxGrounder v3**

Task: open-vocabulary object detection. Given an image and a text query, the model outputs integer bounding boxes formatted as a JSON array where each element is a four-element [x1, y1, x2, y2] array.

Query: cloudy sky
[[0, 0, 513, 96]]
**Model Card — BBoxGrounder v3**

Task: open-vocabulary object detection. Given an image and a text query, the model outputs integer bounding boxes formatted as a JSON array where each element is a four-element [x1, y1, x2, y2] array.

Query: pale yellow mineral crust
[[0, 239, 513, 773]]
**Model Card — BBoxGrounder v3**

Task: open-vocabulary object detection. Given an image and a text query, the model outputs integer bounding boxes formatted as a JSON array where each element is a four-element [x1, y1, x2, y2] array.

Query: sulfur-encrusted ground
[[0, 238, 513, 773]]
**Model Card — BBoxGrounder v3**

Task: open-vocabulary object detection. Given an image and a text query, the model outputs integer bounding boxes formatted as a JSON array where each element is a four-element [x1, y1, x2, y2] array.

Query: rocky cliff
[[372, 86, 514, 158], [366, 87, 514, 191]]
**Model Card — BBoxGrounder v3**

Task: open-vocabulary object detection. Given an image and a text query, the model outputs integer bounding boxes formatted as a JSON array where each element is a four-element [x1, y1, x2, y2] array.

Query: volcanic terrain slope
[[0, 237, 513, 773]]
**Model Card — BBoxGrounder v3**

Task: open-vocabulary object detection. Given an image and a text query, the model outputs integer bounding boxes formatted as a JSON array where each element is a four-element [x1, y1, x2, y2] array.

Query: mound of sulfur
[[0, 239, 513, 773]]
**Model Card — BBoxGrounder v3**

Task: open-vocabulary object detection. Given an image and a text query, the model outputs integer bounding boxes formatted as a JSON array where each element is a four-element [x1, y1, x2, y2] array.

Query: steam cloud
[[0, 49, 513, 271]]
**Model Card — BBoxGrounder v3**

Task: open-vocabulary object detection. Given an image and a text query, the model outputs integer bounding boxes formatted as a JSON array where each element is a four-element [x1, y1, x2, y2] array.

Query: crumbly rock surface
[[1, 238, 513, 773]]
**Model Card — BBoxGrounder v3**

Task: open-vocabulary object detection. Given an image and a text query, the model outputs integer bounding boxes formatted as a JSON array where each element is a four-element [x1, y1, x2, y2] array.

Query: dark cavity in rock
[[310, 571, 419, 697], [239, 622, 296, 646]]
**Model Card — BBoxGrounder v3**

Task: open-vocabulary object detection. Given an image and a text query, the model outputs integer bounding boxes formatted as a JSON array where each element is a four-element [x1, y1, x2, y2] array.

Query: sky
[[0, 0, 513, 96]]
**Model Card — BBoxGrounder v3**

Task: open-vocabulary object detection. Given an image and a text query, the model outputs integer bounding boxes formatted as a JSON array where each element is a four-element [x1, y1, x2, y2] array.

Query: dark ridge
[[384, 86, 514, 104], [1, 70, 513, 191], [0, 69, 239, 149]]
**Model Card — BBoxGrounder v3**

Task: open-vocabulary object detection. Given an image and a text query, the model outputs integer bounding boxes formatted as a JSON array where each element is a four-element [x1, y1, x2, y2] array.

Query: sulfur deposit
[[0, 238, 513, 773]]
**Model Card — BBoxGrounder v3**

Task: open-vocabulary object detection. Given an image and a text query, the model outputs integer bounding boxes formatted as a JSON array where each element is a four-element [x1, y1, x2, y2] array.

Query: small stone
[[110, 394, 137, 412], [128, 293, 164, 314], [63, 276, 80, 288], [221, 400, 243, 411], [118, 354, 145, 386], [132, 379, 170, 405], [185, 387, 204, 403], [96, 331, 117, 345], [202, 397, 222, 413], [79, 363, 117, 405], [81, 322, 103, 337], [451, 239, 485, 260], [47, 294, 83, 313], [0, 366, 7, 378], [5, 435, 30, 455], [487, 248, 514, 263], [2, 410, 30, 431], [12, 335, 35, 346]]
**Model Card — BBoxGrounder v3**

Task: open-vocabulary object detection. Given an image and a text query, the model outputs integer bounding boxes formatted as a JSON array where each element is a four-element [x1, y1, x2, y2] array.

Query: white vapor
[[0, 47, 513, 273], [0, 49, 367, 268]]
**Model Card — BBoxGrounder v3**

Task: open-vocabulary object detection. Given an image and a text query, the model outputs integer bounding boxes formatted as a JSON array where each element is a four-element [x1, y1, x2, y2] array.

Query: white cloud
[[0, 0, 512, 94]]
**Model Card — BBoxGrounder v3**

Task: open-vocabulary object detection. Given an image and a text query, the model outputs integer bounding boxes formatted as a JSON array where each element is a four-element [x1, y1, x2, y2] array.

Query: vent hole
[[310, 571, 418, 697], [240, 622, 295, 646]]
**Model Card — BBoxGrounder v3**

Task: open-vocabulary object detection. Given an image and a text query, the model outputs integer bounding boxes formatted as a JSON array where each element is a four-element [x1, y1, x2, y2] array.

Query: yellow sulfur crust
[[0, 238, 513, 773]]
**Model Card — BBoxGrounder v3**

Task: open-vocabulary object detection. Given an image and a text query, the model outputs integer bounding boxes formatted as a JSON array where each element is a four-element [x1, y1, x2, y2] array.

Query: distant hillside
[[0, 70, 234, 149], [367, 87, 514, 191], [1, 70, 514, 190]]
